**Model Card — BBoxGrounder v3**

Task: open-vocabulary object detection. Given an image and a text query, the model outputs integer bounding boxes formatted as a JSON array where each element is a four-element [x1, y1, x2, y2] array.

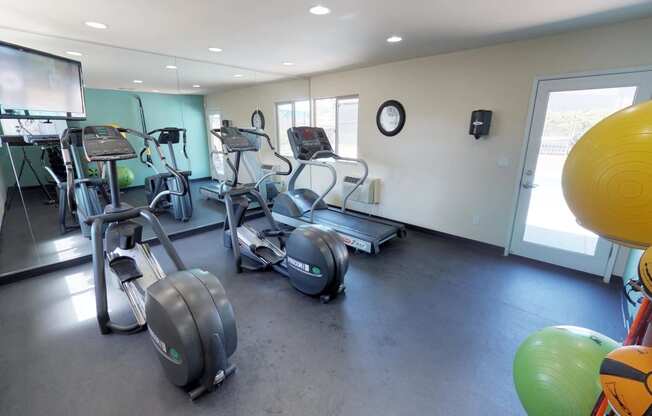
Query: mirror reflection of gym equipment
[[2, 5, 652, 416]]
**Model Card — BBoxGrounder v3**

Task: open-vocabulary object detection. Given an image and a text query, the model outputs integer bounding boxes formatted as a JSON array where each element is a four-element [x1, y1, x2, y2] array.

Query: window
[[276, 100, 310, 156], [208, 113, 222, 130], [314, 96, 359, 158], [276, 97, 358, 158], [206, 111, 224, 177]]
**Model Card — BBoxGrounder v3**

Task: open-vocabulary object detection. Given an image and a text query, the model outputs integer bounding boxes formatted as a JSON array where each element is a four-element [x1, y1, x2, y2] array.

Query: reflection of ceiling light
[[208, 47, 223, 52], [85, 21, 108, 29], [165, 65, 177, 69], [152, 89, 160, 92], [233, 74, 244, 78], [282, 62, 295, 66], [66, 51, 83, 56], [309, 5, 330, 15], [192, 84, 201, 88], [133, 79, 143, 84], [387, 35, 402, 43]]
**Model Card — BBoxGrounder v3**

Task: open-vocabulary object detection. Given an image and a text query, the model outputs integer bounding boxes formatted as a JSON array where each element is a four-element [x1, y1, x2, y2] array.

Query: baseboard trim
[[326, 203, 504, 255]]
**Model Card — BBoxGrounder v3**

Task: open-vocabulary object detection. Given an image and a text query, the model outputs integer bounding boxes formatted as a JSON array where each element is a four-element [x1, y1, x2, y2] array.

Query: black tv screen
[[0, 41, 85, 120]]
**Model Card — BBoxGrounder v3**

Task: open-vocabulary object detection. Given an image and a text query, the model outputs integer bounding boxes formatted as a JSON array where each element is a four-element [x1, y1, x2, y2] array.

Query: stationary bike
[[69, 126, 237, 399], [211, 126, 347, 303]]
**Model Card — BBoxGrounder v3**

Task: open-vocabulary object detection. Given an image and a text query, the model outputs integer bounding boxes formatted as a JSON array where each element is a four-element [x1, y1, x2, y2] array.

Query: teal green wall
[[77, 89, 210, 187], [0, 88, 210, 189]]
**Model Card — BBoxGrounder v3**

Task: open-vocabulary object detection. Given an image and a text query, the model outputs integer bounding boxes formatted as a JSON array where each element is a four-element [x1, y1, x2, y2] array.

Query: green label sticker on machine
[[170, 348, 180, 361]]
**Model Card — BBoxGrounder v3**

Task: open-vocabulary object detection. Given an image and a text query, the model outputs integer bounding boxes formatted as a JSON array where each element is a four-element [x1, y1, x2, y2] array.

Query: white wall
[[205, 78, 310, 135], [205, 16, 652, 272]]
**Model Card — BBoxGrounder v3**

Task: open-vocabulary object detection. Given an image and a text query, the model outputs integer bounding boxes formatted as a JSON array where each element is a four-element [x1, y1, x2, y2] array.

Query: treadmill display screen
[[287, 127, 334, 160], [219, 127, 259, 152]]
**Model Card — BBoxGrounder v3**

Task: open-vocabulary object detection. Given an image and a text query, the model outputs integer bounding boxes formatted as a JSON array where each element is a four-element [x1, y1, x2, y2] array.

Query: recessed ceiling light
[[85, 21, 108, 29], [192, 84, 201, 88], [208, 47, 223, 53], [282, 62, 295, 66], [165, 65, 177, 70], [309, 5, 330, 15], [387, 35, 402, 43], [133, 79, 143, 84], [66, 51, 83, 57], [233, 74, 244, 78]]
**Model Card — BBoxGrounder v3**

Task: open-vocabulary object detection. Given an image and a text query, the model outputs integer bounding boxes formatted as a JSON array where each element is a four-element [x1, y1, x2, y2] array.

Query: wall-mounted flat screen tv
[[0, 41, 85, 120]]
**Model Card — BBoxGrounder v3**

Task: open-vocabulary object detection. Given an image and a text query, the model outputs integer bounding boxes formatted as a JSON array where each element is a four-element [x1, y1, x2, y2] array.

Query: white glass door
[[510, 71, 652, 275]]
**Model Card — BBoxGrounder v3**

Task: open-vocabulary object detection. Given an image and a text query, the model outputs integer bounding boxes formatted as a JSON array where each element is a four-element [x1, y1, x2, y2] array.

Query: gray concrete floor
[[0, 227, 624, 415], [0, 179, 225, 277]]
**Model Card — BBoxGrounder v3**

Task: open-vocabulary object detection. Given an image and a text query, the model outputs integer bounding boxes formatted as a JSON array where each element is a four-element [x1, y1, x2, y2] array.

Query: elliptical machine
[[70, 125, 237, 399], [141, 128, 193, 221], [45, 128, 108, 237], [211, 126, 347, 303], [134, 95, 193, 222]]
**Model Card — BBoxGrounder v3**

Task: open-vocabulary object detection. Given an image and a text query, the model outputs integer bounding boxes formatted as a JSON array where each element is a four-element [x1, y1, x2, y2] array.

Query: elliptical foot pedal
[[109, 256, 143, 283], [254, 246, 284, 265]]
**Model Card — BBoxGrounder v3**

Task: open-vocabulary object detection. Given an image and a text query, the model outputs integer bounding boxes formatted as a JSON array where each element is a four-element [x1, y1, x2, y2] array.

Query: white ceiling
[[1, 0, 651, 92]]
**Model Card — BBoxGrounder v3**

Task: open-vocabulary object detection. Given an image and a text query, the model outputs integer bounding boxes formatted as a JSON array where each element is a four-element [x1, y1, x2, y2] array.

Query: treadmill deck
[[273, 208, 405, 254]]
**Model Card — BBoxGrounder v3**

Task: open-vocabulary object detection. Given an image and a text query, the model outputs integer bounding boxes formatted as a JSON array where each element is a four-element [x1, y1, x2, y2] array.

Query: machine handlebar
[[211, 127, 293, 191], [84, 206, 145, 225]]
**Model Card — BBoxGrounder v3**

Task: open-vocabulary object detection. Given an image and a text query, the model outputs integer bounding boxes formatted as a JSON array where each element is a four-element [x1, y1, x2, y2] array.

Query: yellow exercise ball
[[562, 100, 652, 248], [639, 247, 652, 298], [109, 123, 126, 138]]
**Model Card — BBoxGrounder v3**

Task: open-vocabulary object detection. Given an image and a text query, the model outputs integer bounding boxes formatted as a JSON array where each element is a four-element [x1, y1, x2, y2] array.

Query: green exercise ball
[[513, 326, 619, 416], [117, 166, 135, 189]]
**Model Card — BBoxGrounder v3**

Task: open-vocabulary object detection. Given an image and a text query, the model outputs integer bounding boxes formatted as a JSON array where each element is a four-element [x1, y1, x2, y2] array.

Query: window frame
[[275, 95, 359, 158], [275, 99, 311, 157], [205, 109, 225, 178], [312, 95, 359, 157]]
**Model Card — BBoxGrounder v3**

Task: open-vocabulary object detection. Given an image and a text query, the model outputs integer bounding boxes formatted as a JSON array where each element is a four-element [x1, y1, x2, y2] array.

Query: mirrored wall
[[0, 27, 309, 278]]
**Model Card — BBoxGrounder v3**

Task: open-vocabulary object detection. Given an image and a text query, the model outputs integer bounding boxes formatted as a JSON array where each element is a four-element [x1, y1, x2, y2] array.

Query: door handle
[[522, 182, 538, 189]]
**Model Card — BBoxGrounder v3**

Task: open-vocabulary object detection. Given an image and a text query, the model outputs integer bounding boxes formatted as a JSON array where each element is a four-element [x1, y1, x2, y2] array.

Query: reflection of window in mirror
[[207, 111, 224, 178]]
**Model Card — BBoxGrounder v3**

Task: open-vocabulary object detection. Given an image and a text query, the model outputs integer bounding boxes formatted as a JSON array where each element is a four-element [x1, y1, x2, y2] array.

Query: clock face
[[376, 100, 405, 136], [380, 106, 401, 132], [251, 110, 265, 129]]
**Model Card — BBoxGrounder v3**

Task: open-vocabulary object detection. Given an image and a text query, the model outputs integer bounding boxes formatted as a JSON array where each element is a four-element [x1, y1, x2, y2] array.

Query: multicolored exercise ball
[[562, 100, 652, 248], [600, 345, 652, 416], [513, 326, 619, 415]]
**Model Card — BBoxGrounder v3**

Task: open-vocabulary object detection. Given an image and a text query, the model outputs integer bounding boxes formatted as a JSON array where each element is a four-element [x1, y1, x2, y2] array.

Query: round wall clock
[[376, 100, 406, 136], [251, 110, 265, 129]]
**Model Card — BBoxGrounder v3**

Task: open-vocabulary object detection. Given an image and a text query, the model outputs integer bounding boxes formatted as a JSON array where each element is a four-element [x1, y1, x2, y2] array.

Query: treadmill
[[272, 126, 406, 254]]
